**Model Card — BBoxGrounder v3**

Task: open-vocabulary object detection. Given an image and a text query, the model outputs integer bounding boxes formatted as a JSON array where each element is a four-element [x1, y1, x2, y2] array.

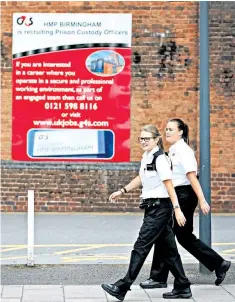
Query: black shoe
[[101, 284, 128, 301], [163, 288, 192, 299], [215, 260, 231, 286], [140, 279, 167, 289]]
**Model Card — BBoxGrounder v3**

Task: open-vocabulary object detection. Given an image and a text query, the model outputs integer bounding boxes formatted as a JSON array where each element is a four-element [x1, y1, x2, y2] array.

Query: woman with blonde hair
[[101, 124, 192, 301]]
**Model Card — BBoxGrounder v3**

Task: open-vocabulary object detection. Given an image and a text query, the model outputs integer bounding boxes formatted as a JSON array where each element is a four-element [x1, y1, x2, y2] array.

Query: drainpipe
[[199, 1, 211, 274]]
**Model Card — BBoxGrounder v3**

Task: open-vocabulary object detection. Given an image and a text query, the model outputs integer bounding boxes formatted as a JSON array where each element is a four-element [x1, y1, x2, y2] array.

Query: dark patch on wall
[[132, 49, 147, 78], [214, 67, 235, 97], [209, 1, 235, 97], [156, 41, 192, 79], [133, 51, 141, 64], [1, 41, 11, 67], [220, 68, 234, 86]]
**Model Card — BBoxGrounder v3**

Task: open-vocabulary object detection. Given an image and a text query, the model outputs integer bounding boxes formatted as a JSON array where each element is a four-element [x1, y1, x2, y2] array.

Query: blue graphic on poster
[[86, 50, 125, 76]]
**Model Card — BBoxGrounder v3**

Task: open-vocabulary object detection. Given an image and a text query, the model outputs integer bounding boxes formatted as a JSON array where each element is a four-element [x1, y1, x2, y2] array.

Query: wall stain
[[1, 41, 11, 67], [156, 41, 192, 79], [220, 68, 234, 86], [133, 51, 141, 64]]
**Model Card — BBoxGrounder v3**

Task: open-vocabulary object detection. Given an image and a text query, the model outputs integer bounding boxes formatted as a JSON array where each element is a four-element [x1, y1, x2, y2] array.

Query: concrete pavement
[[1, 284, 235, 302]]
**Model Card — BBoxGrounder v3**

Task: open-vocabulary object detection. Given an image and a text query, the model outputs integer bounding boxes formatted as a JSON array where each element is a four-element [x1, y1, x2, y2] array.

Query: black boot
[[215, 260, 231, 286], [163, 287, 192, 299], [101, 284, 128, 301], [140, 279, 167, 289]]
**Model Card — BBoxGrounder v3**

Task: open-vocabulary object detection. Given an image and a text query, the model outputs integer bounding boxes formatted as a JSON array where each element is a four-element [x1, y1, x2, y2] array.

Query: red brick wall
[[1, 1, 234, 212], [209, 1, 235, 212]]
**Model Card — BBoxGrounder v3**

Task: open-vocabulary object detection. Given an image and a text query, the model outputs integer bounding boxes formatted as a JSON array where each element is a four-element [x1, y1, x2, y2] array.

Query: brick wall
[[1, 161, 140, 212], [209, 1, 235, 212], [1, 1, 234, 212]]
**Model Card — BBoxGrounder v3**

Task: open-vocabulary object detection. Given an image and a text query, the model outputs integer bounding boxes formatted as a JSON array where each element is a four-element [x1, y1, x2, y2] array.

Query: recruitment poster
[[12, 13, 132, 161]]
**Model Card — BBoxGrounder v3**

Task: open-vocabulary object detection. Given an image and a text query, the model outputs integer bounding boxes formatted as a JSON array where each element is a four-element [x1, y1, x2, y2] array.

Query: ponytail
[[169, 118, 189, 145], [182, 123, 189, 145], [157, 137, 165, 152]]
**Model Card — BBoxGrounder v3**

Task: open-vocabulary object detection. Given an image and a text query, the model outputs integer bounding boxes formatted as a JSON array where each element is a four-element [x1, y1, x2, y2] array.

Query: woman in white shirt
[[140, 119, 231, 290], [101, 124, 192, 301]]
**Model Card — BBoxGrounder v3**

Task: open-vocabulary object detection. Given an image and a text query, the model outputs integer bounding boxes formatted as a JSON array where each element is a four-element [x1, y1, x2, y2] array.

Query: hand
[[174, 208, 186, 227], [200, 200, 210, 215], [109, 190, 122, 203]]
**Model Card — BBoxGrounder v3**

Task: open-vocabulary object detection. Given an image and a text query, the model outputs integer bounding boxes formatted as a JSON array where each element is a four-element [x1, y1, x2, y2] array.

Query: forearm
[[187, 172, 205, 204], [163, 179, 186, 226], [123, 176, 141, 193], [163, 179, 179, 207]]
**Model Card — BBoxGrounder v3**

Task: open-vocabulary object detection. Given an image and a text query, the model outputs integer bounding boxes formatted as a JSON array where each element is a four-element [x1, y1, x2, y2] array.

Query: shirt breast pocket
[[143, 170, 158, 189], [171, 155, 180, 167], [145, 170, 157, 178]]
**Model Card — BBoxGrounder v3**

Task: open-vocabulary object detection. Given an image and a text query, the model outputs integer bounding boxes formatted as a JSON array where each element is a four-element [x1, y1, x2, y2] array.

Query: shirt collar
[[169, 138, 184, 152], [143, 145, 160, 160]]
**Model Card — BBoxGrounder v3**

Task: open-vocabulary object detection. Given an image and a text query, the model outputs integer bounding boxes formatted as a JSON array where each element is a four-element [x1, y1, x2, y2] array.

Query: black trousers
[[149, 186, 224, 283], [114, 198, 190, 291]]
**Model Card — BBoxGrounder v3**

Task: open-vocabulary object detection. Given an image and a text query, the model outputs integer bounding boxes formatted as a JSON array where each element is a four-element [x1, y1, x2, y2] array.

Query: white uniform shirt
[[139, 146, 172, 198], [169, 139, 197, 187]]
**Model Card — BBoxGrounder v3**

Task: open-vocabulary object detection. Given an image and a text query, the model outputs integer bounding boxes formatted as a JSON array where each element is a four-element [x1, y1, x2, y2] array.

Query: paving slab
[[65, 300, 106, 302], [2, 285, 23, 298], [193, 298, 235, 302], [102, 284, 150, 301], [22, 301, 63, 302], [64, 285, 106, 299], [145, 286, 173, 298], [23, 285, 63, 290], [149, 298, 193, 302], [222, 285, 235, 297], [1, 300, 21, 302], [22, 285, 64, 302], [121, 289, 150, 301], [145, 286, 194, 301], [191, 285, 235, 302]]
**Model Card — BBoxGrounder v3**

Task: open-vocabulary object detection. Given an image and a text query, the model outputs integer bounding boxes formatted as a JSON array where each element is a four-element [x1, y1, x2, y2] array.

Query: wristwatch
[[173, 204, 180, 209]]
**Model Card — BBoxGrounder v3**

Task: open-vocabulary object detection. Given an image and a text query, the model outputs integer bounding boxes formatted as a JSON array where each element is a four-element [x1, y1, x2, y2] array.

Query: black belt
[[175, 185, 192, 193], [175, 185, 191, 189], [139, 197, 170, 209]]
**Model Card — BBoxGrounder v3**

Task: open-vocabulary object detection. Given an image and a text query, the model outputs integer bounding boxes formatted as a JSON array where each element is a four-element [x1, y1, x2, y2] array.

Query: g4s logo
[[17, 16, 33, 26]]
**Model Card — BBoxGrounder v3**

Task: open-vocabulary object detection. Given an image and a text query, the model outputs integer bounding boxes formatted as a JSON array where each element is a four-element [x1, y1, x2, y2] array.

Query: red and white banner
[[12, 13, 132, 161]]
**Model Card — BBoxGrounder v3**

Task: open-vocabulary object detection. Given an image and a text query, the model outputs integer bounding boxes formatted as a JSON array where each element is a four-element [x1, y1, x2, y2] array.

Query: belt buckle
[[153, 199, 160, 206], [139, 199, 148, 209]]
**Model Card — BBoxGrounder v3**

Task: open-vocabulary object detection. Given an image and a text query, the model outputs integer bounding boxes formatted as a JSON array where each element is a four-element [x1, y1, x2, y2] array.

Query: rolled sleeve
[[178, 149, 197, 174], [155, 155, 172, 181]]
